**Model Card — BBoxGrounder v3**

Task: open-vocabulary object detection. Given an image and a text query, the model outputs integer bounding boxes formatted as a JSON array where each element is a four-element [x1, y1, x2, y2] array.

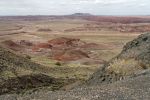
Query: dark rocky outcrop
[[0, 74, 57, 95], [0, 46, 74, 95], [87, 33, 150, 85], [118, 33, 150, 65]]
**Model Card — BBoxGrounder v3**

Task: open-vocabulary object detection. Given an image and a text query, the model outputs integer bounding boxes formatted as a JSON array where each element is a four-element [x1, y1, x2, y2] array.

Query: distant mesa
[[70, 13, 93, 16]]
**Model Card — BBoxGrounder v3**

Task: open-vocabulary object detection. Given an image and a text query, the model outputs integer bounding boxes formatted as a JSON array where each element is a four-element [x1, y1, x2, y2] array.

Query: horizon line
[[0, 14, 150, 17]]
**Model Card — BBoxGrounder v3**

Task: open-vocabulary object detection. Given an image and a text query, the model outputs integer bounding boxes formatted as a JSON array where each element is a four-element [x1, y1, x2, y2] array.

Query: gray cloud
[[0, 0, 149, 15]]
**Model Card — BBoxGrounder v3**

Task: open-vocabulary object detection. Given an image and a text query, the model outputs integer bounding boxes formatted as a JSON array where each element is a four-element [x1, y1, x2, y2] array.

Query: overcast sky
[[0, 0, 150, 15]]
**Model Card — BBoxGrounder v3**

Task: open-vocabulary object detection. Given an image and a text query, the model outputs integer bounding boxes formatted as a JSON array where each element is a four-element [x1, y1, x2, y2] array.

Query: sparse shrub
[[55, 62, 62, 66], [26, 55, 31, 59], [106, 58, 145, 76]]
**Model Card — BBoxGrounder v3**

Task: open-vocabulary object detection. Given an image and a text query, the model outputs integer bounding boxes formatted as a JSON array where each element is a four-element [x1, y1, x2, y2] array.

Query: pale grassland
[[31, 56, 98, 80], [31, 56, 58, 67], [0, 71, 16, 79], [0, 67, 34, 80]]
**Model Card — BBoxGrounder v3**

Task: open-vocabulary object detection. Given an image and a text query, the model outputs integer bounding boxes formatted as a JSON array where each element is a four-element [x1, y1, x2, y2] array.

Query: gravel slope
[[1, 69, 150, 100]]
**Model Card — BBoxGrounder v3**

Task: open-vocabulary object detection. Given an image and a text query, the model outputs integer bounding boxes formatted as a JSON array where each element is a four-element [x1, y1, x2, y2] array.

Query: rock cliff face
[[87, 33, 150, 85]]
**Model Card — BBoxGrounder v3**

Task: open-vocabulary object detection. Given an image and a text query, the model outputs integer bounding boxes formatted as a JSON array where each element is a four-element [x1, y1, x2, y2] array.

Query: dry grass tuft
[[106, 58, 145, 75]]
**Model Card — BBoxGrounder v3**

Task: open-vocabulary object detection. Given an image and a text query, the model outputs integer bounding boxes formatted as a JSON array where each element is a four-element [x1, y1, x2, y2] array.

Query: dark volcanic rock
[[87, 33, 150, 85], [0, 46, 73, 95], [118, 33, 150, 66], [0, 74, 54, 95]]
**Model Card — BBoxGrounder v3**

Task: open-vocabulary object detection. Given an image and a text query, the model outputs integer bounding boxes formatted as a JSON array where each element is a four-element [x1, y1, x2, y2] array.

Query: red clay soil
[[30, 37, 112, 61], [48, 37, 85, 47], [1, 37, 109, 62], [19, 40, 33, 47], [1, 40, 23, 51], [52, 49, 90, 61], [32, 43, 52, 51], [47, 37, 91, 61]]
